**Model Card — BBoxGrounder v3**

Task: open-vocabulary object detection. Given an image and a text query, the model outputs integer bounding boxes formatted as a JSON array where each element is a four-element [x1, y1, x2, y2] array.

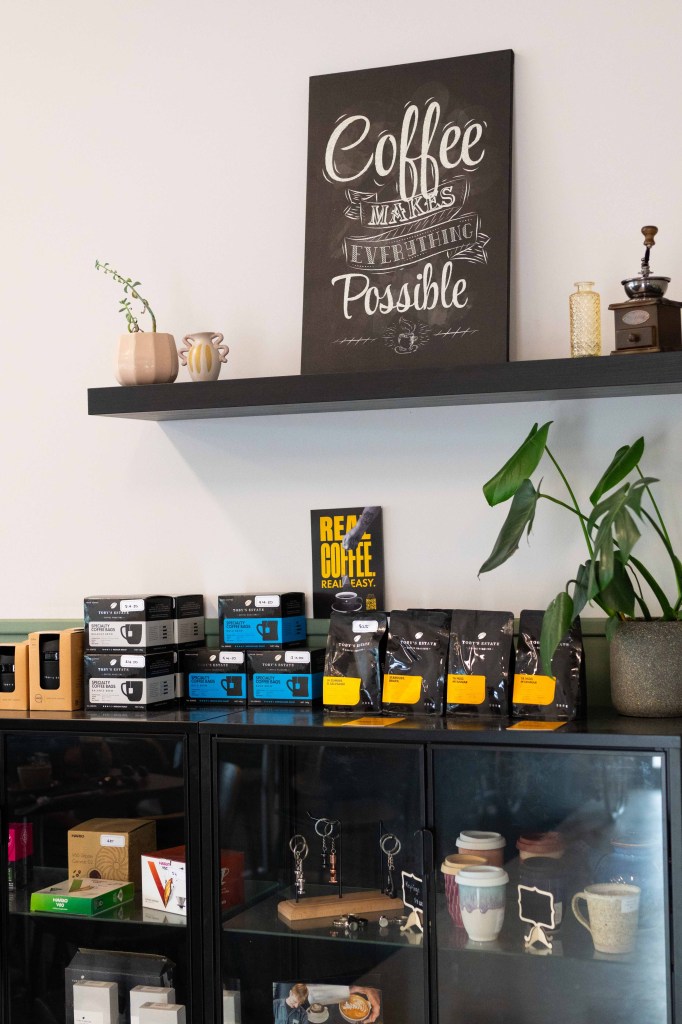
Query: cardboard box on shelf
[[68, 817, 157, 889], [73, 980, 118, 1024], [84, 649, 177, 711], [218, 592, 306, 649], [0, 641, 29, 711], [84, 595, 174, 652], [182, 648, 247, 703], [30, 877, 134, 916], [28, 628, 84, 712], [247, 648, 324, 705], [65, 949, 175, 1024], [130, 986, 176, 1024], [172, 594, 205, 649], [142, 846, 244, 917]]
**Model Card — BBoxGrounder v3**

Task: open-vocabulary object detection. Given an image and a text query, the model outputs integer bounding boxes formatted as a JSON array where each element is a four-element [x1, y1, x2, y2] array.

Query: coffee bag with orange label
[[382, 609, 451, 716], [323, 610, 387, 714], [446, 610, 514, 717], [512, 609, 585, 721]]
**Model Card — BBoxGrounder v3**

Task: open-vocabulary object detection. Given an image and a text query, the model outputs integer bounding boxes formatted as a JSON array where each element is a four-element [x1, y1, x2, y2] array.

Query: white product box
[[73, 980, 118, 1024], [130, 987, 176, 1024], [141, 847, 187, 917], [139, 1004, 186, 1024], [223, 989, 242, 1024]]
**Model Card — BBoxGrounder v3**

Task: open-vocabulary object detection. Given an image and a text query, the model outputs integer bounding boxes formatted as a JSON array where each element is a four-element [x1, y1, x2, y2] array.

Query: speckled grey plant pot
[[610, 621, 682, 717]]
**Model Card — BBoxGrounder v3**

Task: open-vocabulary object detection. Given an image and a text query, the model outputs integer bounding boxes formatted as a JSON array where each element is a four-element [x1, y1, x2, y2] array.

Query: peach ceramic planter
[[116, 332, 179, 386]]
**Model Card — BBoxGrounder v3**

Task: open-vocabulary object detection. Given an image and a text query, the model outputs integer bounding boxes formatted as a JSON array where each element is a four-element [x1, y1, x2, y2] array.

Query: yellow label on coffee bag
[[513, 673, 556, 705], [447, 673, 486, 704], [383, 673, 422, 704], [323, 675, 361, 705]]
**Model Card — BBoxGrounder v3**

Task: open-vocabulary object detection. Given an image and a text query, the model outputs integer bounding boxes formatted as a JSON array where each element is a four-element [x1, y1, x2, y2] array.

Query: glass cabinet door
[[4, 728, 192, 1024], [432, 744, 668, 1024], [212, 738, 427, 1024]]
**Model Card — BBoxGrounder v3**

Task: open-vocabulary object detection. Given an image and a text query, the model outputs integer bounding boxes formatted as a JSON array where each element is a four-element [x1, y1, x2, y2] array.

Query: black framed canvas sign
[[301, 49, 513, 374]]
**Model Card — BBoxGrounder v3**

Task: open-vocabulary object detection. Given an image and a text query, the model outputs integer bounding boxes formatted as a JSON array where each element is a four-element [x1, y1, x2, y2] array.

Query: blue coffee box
[[218, 593, 307, 649], [182, 648, 248, 704], [248, 648, 324, 705]]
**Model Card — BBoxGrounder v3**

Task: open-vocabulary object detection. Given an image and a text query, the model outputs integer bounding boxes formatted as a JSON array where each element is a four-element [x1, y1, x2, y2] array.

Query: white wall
[[3, 0, 682, 618]]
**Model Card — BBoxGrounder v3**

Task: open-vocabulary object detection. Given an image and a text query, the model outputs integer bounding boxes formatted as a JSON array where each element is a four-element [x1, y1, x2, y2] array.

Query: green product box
[[30, 877, 134, 916]]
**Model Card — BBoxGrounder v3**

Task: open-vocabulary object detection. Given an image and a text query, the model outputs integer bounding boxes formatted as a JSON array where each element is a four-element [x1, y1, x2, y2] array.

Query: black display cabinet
[[201, 710, 682, 1024], [0, 710, 218, 1024]]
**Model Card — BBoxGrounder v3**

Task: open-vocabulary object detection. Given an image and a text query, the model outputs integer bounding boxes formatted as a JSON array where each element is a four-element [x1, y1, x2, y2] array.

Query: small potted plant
[[479, 421, 682, 716], [95, 261, 178, 385]]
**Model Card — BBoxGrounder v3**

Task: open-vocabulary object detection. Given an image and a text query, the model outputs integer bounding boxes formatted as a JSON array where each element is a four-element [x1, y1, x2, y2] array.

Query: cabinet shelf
[[87, 351, 682, 421]]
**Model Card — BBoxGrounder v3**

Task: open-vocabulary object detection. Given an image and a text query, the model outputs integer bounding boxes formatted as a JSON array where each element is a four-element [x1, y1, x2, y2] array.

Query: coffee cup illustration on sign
[[121, 680, 144, 702], [120, 624, 143, 645], [256, 620, 279, 641], [221, 676, 243, 698], [287, 676, 309, 697]]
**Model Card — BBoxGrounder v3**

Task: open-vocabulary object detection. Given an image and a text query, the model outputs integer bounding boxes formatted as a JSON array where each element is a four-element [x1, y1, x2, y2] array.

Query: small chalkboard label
[[401, 871, 424, 912], [518, 884, 555, 931]]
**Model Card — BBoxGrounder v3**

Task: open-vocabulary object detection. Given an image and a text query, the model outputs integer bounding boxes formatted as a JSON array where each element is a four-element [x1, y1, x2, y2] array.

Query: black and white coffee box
[[73, 980, 118, 1024], [172, 595, 205, 649], [84, 596, 174, 652], [181, 649, 247, 704], [247, 648, 325, 705], [85, 650, 177, 711], [218, 593, 307, 649]]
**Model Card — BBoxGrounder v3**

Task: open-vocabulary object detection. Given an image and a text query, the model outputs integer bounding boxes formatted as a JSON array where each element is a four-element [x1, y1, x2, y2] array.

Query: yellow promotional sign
[[382, 673, 422, 704], [513, 673, 556, 706], [323, 675, 361, 705], [446, 673, 486, 705]]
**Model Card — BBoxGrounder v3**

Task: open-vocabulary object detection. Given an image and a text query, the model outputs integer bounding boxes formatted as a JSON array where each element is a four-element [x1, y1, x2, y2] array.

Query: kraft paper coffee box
[[84, 595, 174, 652], [69, 818, 157, 889], [248, 648, 324, 705], [29, 628, 84, 711], [65, 948, 175, 1024], [182, 648, 247, 703], [142, 846, 244, 917], [172, 594, 205, 649], [0, 641, 29, 711], [218, 593, 307, 649], [85, 650, 177, 710]]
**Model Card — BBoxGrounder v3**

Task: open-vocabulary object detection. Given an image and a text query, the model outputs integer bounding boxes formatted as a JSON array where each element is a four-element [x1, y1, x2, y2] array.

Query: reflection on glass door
[[215, 740, 426, 1024], [433, 746, 668, 1024], [5, 730, 189, 1024]]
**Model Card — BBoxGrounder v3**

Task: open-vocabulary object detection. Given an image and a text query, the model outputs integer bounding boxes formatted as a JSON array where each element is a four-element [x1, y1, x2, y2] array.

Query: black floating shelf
[[87, 351, 682, 422]]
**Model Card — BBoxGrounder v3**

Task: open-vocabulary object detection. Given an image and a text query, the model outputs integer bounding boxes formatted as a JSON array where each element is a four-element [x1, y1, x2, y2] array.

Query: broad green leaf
[[614, 508, 640, 563], [605, 617, 622, 641], [626, 477, 659, 517], [600, 557, 636, 617], [587, 483, 629, 535], [598, 534, 615, 590], [479, 480, 538, 573], [572, 560, 599, 618], [540, 592, 574, 673], [629, 555, 676, 619], [589, 437, 644, 505], [482, 422, 552, 507]]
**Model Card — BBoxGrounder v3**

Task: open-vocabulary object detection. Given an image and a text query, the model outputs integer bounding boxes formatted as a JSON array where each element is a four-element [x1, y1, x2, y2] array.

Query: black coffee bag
[[382, 609, 451, 716], [323, 610, 388, 714], [446, 610, 514, 717], [512, 609, 586, 721]]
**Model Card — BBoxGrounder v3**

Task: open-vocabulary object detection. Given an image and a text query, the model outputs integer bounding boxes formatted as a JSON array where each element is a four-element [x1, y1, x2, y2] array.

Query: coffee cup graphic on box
[[182, 649, 247, 703], [218, 593, 307, 649], [85, 651, 177, 710], [248, 648, 324, 705], [84, 596, 174, 651]]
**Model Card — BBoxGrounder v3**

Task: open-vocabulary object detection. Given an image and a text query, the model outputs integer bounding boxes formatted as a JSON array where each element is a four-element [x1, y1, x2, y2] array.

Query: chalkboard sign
[[401, 871, 424, 912], [517, 884, 556, 931], [301, 50, 514, 374]]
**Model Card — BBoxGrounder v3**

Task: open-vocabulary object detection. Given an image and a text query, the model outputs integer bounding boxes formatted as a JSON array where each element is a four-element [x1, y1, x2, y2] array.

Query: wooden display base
[[277, 889, 403, 922]]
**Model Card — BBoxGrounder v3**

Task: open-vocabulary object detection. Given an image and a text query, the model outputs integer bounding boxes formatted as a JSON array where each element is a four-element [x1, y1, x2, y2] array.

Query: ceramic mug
[[457, 830, 506, 868], [571, 883, 640, 954], [441, 853, 487, 927], [457, 864, 509, 941]]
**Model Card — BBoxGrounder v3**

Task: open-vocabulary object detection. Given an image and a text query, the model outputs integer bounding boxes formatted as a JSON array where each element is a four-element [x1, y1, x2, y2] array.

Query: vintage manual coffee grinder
[[609, 225, 682, 354]]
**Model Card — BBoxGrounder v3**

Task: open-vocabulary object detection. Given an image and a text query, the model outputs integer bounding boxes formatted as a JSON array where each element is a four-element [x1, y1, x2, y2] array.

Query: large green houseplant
[[479, 422, 682, 716]]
